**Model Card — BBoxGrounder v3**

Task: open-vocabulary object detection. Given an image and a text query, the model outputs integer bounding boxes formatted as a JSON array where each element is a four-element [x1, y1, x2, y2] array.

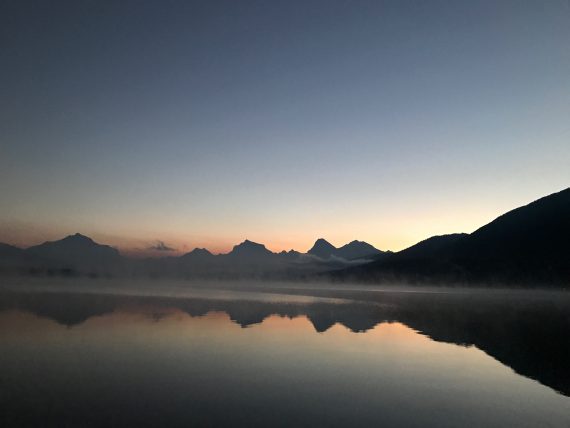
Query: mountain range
[[0, 187, 568, 285], [0, 233, 383, 279], [308, 238, 384, 260]]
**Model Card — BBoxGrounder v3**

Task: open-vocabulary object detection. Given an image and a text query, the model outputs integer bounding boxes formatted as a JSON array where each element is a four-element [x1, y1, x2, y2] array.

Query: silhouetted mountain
[[180, 248, 214, 260], [335, 188, 570, 286], [3, 188, 567, 283], [394, 234, 468, 260], [24, 233, 122, 274], [0, 242, 23, 256], [0, 227, 382, 279], [308, 238, 383, 260], [308, 238, 337, 259], [228, 240, 274, 258], [0, 243, 29, 272], [449, 188, 570, 282], [277, 250, 303, 261], [337, 240, 383, 260]]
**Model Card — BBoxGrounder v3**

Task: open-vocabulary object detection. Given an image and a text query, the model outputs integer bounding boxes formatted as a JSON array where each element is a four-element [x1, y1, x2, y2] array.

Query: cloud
[[328, 254, 374, 265], [148, 240, 176, 252]]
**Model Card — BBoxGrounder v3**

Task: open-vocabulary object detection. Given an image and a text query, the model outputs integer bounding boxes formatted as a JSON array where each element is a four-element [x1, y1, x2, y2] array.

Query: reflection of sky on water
[[1, 296, 569, 428]]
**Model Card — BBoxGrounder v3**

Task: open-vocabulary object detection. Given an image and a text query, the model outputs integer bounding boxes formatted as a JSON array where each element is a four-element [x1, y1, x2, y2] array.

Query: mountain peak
[[191, 247, 212, 254], [308, 238, 382, 260], [24, 233, 121, 270], [337, 240, 382, 260], [183, 248, 212, 257], [62, 233, 95, 244], [308, 238, 337, 259], [315, 238, 332, 245], [229, 240, 273, 257], [30, 233, 117, 251], [179, 247, 214, 263]]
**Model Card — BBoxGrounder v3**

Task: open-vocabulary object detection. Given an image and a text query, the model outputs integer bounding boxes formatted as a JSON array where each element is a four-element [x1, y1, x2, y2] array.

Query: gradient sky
[[1, 0, 569, 255]]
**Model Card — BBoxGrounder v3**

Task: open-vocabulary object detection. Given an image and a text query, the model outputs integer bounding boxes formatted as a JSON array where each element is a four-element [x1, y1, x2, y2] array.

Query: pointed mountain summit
[[308, 238, 337, 259], [27, 233, 118, 252], [308, 238, 382, 260], [176, 248, 216, 273], [181, 248, 213, 259], [337, 240, 383, 260], [25, 233, 121, 269], [178, 248, 215, 268], [228, 240, 273, 258]]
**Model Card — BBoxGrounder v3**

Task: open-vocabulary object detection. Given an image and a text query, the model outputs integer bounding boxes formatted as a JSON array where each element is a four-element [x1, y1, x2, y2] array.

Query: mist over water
[[1, 279, 569, 427]]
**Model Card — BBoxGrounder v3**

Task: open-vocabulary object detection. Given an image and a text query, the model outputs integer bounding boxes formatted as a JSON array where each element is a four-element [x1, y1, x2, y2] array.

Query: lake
[[1, 280, 569, 427]]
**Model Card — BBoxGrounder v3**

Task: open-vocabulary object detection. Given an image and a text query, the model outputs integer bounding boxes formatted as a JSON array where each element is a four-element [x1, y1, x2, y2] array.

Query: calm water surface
[[0, 281, 569, 427]]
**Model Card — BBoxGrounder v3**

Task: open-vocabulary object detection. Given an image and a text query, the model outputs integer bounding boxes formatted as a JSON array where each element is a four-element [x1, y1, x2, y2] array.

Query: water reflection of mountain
[[1, 289, 568, 397]]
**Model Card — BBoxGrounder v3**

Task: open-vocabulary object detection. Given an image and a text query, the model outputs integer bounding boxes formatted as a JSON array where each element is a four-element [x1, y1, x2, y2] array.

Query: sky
[[1, 0, 569, 255]]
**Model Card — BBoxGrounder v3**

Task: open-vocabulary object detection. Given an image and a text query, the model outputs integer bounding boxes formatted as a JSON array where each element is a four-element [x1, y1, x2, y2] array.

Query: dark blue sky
[[1, 0, 569, 253]]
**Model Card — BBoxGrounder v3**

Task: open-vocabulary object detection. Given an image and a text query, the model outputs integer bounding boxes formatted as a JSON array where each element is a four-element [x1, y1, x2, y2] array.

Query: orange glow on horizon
[[0, 191, 542, 256]]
